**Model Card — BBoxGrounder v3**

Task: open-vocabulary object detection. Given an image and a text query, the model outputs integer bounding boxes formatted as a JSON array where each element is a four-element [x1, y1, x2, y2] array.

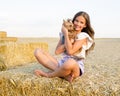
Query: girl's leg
[[36, 59, 80, 82], [34, 48, 58, 71]]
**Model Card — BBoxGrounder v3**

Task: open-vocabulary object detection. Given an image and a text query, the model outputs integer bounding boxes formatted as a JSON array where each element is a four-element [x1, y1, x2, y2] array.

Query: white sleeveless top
[[74, 32, 93, 59], [59, 32, 93, 59]]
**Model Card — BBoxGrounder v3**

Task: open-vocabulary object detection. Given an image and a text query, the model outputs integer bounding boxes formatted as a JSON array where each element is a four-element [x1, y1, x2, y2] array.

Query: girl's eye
[[75, 20, 79, 22], [80, 21, 84, 24]]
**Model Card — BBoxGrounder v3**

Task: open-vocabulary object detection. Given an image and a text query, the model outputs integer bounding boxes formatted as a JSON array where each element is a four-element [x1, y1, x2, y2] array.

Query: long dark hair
[[72, 11, 95, 54]]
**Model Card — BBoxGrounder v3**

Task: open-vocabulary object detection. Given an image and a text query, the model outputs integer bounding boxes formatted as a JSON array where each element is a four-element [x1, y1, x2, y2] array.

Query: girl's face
[[73, 16, 86, 32]]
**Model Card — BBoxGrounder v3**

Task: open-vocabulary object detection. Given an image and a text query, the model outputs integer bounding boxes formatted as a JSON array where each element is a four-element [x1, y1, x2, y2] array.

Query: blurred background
[[0, 0, 120, 38]]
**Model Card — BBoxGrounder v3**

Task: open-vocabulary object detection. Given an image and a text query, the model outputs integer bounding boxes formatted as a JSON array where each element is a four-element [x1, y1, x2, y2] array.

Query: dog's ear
[[67, 19, 70, 22], [63, 19, 65, 23], [67, 19, 72, 22]]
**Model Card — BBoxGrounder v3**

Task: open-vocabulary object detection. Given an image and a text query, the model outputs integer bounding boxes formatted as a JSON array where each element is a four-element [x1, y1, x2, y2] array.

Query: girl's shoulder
[[76, 32, 93, 41], [76, 32, 93, 50]]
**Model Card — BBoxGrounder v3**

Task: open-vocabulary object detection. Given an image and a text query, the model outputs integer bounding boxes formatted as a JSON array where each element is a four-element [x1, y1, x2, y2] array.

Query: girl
[[34, 11, 95, 82]]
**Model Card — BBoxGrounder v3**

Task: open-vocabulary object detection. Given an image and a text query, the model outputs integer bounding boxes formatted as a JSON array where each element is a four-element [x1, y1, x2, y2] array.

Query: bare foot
[[64, 74, 74, 82], [34, 69, 48, 77]]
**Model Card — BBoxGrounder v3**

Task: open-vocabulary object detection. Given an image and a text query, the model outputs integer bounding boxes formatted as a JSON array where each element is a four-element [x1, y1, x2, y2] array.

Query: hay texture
[[0, 31, 7, 38], [0, 37, 17, 42], [0, 38, 120, 96], [0, 31, 17, 42], [0, 57, 7, 71], [0, 40, 48, 69]]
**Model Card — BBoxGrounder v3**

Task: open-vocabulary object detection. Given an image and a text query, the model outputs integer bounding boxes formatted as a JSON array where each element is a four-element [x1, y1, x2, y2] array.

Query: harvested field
[[0, 38, 120, 96]]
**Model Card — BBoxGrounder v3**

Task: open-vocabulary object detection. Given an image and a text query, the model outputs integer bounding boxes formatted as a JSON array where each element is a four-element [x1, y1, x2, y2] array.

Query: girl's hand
[[61, 25, 68, 36], [70, 39, 75, 44]]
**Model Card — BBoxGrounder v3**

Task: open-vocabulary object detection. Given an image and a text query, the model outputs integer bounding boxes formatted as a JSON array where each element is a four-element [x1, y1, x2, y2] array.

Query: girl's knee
[[34, 48, 42, 57], [67, 59, 77, 67], [62, 59, 77, 70]]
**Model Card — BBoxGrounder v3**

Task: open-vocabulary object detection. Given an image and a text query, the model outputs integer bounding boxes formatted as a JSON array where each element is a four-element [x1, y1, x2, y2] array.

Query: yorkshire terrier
[[62, 19, 82, 54], [62, 19, 77, 44]]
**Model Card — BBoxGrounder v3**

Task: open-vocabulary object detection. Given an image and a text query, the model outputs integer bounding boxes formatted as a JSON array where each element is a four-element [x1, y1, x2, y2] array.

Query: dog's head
[[63, 19, 74, 31], [63, 19, 77, 39]]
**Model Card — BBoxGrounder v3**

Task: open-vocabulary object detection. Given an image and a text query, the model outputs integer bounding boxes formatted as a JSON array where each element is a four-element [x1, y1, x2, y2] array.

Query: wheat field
[[0, 38, 120, 96]]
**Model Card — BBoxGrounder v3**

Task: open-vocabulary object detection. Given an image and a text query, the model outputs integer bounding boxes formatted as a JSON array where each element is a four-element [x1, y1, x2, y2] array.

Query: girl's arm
[[62, 25, 87, 55], [67, 38, 87, 55], [55, 38, 66, 55]]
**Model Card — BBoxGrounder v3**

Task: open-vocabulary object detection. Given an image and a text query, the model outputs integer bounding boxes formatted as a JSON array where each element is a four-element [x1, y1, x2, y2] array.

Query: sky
[[0, 0, 120, 38]]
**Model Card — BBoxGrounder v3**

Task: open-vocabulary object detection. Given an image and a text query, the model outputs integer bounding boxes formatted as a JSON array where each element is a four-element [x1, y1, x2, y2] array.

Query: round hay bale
[[0, 31, 7, 38]]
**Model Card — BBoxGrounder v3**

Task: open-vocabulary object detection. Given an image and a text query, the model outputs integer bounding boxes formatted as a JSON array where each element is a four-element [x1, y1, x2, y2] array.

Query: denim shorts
[[58, 55, 84, 76]]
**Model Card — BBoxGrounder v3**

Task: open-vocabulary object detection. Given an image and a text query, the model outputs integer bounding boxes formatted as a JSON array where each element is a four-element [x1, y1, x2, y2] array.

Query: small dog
[[62, 19, 82, 53], [62, 19, 77, 44]]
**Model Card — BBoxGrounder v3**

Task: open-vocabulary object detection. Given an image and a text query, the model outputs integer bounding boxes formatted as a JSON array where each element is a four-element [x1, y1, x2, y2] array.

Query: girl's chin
[[75, 29, 81, 31]]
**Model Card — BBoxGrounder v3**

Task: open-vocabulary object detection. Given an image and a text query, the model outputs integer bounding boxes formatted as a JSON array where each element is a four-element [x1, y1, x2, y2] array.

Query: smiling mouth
[[75, 27, 80, 29]]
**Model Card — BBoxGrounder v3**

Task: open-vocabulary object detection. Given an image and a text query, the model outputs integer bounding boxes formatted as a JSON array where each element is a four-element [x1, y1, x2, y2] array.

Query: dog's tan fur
[[63, 19, 82, 54], [63, 19, 77, 40]]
